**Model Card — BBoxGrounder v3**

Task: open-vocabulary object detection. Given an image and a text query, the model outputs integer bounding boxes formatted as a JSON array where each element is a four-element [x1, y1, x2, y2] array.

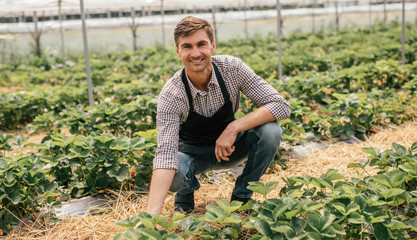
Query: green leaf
[[286, 189, 304, 198], [253, 219, 272, 237], [292, 217, 307, 235], [138, 228, 161, 240], [0, 159, 8, 169], [392, 143, 406, 155], [289, 175, 312, 186], [93, 135, 114, 144], [307, 210, 336, 233], [311, 178, 333, 189], [388, 170, 407, 188], [180, 215, 206, 234], [370, 212, 389, 224], [305, 232, 322, 240], [129, 137, 147, 150], [405, 216, 417, 231], [331, 223, 346, 235], [362, 147, 377, 157], [385, 219, 409, 229], [380, 188, 405, 199], [9, 190, 21, 205], [354, 194, 367, 211], [220, 214, 242, 224], [372, 175, 391, 188], [320, 169, 345, 181], [272, 202, 289, 220], [205, 205, 225, 218], [217, 199, 242, 213], [347, 163, 362, 168], [116, 165, 130, 182], [271, 222, 293, 234], [107, 164, 130, 182], [303, 202, 324, 212], [411, 142, 417, 152], [115, 215, 141, 227], [347, 212, 363, 224], [373, 223, 390, 240], [109, 136, 130, 151], [247, 181, 278, 198]]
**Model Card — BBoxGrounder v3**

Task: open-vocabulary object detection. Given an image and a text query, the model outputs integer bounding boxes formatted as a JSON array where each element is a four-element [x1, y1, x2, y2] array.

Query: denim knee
[[255, 121, 283, 149], [169, 152, 193, 193]]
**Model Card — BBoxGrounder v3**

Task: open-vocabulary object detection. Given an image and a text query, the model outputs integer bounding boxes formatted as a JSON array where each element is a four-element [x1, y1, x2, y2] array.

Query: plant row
[[0, 130, 157, 234], [1, 23, 417, 131], [2, 22, 415, 88], [114, 142, 417, 239], [22, 58, 417, 144], [0, 81, 162, 129]]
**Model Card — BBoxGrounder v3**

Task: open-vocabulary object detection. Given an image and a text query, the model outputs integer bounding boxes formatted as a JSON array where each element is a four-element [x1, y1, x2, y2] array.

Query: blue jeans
[[169, 121, 283, 199]]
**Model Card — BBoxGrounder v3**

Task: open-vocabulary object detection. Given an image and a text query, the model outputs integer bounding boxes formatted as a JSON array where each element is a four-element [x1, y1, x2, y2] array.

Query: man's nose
[[190, 47, 201, 57]]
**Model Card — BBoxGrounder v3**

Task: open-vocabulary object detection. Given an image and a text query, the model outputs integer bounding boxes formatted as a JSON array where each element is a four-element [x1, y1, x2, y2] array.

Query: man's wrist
[[226, 121, 240, 135]]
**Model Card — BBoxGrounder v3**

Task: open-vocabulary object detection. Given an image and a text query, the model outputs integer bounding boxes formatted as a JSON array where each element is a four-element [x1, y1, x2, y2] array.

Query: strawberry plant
[[32, 132, 156, 198], [29, 96, 157, 138], [114, 142, 417, 239], [0, 154, 60, 234], [0, 133, 13, 156]]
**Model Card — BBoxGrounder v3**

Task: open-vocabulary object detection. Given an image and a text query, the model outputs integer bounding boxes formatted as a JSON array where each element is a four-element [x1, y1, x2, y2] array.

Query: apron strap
[[212, 63, 231, 104], [181, 68, 194, 113], [180, 62, 231, 115]]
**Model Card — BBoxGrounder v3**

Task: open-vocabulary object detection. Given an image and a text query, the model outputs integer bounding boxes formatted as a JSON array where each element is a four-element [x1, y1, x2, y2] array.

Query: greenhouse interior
[[1, 0, 417, 239]]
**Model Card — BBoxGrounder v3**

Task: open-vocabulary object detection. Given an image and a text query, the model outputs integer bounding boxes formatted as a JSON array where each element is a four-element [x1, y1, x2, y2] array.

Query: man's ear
[[212, 39, 216, 53], [176, 47, 180, 57]]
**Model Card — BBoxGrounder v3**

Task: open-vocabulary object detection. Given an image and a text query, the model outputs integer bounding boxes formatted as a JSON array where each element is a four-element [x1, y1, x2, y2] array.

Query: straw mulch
[[4, 120, 417, 240]]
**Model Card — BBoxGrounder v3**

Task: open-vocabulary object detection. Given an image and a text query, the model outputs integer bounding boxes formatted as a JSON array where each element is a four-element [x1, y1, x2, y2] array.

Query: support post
[[130, 7, 139, 51], [383, 0, 387, 26], [212, 6, 218, 41], [369, 0, 372, 29], [335, 1, 339, 31], [401, 0, 405, 65], [58, 0, 66, 58], [312, 0, 316, 33], [79, 0, 94, 106], [244, 0, 248, 38], [161, 0, 166, 48], [276, 0, 282, 80]]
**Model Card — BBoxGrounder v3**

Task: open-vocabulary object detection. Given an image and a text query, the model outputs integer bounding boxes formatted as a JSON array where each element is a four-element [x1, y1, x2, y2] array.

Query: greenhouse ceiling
[[0, 0, 280, 13]]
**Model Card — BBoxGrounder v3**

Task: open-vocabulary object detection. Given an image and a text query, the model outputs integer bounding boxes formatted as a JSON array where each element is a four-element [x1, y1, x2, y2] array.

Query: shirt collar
[[184, 65, 219, 98]]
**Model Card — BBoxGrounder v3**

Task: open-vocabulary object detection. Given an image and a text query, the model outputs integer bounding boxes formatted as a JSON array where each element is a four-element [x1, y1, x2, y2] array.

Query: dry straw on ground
[[5, 120, 417, 239]]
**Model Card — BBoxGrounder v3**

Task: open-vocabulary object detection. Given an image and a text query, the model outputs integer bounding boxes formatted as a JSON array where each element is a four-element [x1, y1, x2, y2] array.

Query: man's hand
[[215, 125, 238, 162], [214, 107, 277, 162]]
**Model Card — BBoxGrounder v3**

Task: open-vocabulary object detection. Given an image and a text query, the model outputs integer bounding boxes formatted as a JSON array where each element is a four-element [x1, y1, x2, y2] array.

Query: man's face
[[176, 29, 216, 74]]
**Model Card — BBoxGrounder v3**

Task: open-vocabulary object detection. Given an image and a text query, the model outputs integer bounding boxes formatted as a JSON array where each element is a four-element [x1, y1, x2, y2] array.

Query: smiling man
[[145, 16, 290, 215]]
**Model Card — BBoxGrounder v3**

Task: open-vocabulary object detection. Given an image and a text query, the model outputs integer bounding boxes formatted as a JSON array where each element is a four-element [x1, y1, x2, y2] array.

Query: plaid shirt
[[154, 55, 290, 170]]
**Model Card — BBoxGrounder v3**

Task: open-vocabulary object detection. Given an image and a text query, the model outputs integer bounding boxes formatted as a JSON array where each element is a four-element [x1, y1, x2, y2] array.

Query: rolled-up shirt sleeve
[[153, 93, 181, 170], [234, 58, 290, 120]]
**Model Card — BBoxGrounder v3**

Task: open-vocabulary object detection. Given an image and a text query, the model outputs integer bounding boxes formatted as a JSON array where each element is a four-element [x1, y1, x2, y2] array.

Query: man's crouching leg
[[169, 152, 200, 213], [232, 121, 283, 202]]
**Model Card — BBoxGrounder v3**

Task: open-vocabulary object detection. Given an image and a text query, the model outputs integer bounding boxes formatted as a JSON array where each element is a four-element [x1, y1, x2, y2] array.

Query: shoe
[[230, 193, 251, 205], [231, 193, 253, 215], [174, 192, 195, 213]]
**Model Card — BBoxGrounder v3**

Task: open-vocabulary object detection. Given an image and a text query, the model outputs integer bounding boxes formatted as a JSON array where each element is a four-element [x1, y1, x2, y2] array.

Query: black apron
[[178, 63, 236, 155]]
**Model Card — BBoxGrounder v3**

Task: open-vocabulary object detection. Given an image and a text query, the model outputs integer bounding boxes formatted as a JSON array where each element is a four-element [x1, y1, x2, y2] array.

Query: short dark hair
[[174, 16, 214, 47]]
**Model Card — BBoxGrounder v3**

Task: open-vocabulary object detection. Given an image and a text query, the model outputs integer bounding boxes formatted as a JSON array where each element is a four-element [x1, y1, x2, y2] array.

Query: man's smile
[[189, 58, 204, 63]]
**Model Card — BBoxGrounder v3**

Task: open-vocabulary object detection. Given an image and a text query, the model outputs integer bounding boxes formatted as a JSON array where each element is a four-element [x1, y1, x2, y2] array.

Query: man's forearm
[[228, 106, 275, 134], [146, 169, 176, 215], [215, 107, 276, 161]]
